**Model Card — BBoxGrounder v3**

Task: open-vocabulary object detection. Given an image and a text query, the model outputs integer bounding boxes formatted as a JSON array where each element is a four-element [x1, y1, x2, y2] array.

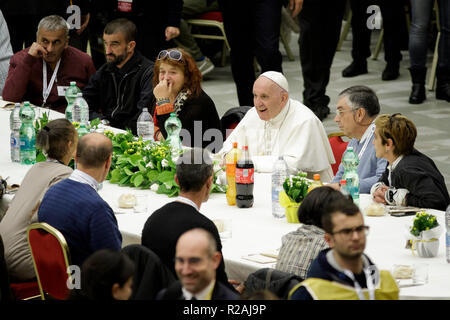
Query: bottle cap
[[313, 174, 320, 180], [170, 113, 176, 117], [242, 146, 248, 150], [70, 81, 76, 85], [233, 142, 238, 148], [340, 179, 347, 185]]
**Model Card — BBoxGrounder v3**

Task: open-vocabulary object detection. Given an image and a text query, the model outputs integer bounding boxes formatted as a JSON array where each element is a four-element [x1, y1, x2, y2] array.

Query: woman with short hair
[[371, 113, 450, 210], [0, 118, 78, 281]]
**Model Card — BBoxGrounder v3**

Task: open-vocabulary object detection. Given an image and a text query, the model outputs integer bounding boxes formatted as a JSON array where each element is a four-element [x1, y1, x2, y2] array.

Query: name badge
[[118, 0, 133, 12], [57, 86, 69, 97]]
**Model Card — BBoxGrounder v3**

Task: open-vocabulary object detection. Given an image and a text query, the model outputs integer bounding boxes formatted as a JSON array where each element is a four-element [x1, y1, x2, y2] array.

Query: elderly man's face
[[37, 27, 68, 65], [334, 96, 360, 138], [253, 77, 287, 121]]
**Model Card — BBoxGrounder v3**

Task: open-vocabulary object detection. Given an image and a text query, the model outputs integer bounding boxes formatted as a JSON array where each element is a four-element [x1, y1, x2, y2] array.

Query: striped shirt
[[275, 224, 329, 279]]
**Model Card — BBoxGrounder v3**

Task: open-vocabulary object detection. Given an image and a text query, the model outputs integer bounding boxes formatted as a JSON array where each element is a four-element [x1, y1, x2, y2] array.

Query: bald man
[[38, 133, 122, 267], [157, 228, 239, 300], [217, 71, 335, 181]]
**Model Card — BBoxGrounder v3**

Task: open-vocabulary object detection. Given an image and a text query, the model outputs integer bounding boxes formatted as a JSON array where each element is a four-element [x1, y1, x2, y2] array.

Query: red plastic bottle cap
[[340, 180, 347, 185], [314, 174, 320, 180], [233, 142, 238, 148], [243, 146, 248, 150]]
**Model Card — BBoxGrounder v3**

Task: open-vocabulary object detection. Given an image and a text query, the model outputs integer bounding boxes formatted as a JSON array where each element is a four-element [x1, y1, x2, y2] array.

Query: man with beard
[[289, 197, 399, 300], [2, 15, 95, 113], [82, 18, 154, 134]]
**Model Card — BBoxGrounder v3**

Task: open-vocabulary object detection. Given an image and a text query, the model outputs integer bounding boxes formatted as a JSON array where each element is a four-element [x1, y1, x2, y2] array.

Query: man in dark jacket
[[83, 18, 154, 134], [157, 228, 239, 300], [289, 197, 399, 300]]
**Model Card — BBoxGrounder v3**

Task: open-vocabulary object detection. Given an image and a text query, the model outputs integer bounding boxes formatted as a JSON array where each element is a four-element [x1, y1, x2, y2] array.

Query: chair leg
[[337, 10, 352, 51], [428, 31, 440, 91], [371, 28, 384, 60], [280, 30, 295, 61], [221, 41, 227, 67]]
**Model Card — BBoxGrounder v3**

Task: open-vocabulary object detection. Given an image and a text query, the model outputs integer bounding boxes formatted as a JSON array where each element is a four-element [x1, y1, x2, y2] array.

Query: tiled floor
[[201, 29, 450, 190]]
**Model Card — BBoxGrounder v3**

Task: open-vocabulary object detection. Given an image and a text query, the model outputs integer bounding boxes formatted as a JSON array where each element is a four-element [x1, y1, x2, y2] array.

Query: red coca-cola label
[[118, 0, 133, 12], [235, 168, 254, 184]]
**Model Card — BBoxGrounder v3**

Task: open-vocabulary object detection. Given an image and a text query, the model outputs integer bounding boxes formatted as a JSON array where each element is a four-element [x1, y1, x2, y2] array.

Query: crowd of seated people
[[0, 1, 449, 303]]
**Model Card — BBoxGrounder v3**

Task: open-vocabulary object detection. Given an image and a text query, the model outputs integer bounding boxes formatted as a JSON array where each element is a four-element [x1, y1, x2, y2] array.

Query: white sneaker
[[196, 57, 215, 76]]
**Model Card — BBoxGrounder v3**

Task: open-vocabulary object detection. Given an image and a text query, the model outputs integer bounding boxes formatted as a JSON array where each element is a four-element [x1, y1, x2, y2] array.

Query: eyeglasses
[[331, 225, 370, 237], [157, 49, 183, 61], [335, 107, 359, 117]]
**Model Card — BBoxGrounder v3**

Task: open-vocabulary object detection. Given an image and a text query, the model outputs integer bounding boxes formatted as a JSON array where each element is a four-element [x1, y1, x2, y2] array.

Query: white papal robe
[[217, 99, 335, 182]]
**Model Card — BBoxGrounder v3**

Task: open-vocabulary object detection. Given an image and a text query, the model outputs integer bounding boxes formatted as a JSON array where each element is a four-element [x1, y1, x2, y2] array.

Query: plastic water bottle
[[272, 156, 288, 218], [446, 205, 450, 263], [340, 179, 351, 198], [342, 147, 360, 206], [10, 103, 21, 162], [165, 113, 182, 158], [72, 93, 89, 125], [65, 81, 81, 122], [137, 108, 154, 142], [19, 101, 36, 165]]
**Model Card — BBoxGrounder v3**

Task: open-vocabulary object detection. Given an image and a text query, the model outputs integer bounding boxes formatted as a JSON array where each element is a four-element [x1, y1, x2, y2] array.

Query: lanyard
[[358, 123, 375, 160], [175, 196, 199, 211], [42, 59, 61, 105], [343, 268, 375, 300]]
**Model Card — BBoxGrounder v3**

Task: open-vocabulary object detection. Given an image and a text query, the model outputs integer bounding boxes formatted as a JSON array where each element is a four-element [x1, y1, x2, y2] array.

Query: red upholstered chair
[[27, 223, 72, 300], [328, 132, 349, 175]]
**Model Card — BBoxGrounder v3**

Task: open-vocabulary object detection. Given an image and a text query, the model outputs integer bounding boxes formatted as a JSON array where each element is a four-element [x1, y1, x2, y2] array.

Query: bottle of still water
[[137, 108, 154, 142], [72, 93, 90, 136], [272, 156, 288, 218], [10, 103, 21, 162], [19, 101, 36, 165], [342, 147, 360, 206], [65, 81, 81, 122], [165, 113, 182, 158], [446, 205, 450, 263]]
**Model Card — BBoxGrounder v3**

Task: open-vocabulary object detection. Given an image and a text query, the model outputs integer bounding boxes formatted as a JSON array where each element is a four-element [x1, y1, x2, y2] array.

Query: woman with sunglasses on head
[[0, 118, 78, 282], [151, 48, 222, 152], [370, 114, 449, 210]]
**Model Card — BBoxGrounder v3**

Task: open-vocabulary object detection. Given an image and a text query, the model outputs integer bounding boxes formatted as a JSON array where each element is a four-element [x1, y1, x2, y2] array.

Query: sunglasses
[[157, 49, 183, 61]]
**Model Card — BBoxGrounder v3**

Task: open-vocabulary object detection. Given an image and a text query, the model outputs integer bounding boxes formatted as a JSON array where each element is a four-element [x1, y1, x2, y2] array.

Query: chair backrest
[[121, 244, 176, 300], [220, 106, 252, 140], [328, 132, 349, 175], [243, 268, 303, 299], [27, 223, 72, 300]]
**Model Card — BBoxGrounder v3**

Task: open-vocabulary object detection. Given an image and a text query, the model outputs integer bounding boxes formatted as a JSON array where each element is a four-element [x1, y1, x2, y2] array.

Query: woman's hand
[[153, 79, 177, 102], [373, 185, 388, 204], [165, 26, 180, 41], [154, 130, 164, 141]]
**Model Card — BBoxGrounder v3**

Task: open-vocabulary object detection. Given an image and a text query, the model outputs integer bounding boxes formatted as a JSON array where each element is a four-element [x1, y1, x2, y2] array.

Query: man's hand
[[153, 79, 177, 101], [28, 42, 48, 58], [289, 0, 304, 17], [373, 185, 389, 204], [228, 279, 245, 294], [165, 26, 180, 41]]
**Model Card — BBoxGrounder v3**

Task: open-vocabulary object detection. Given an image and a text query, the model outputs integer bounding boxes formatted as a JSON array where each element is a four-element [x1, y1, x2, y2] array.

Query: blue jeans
[[409, 0, 450, 70]]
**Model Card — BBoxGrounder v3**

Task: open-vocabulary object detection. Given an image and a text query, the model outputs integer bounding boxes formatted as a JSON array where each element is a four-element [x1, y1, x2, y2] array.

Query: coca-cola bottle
[[235, 146, 254, 208]]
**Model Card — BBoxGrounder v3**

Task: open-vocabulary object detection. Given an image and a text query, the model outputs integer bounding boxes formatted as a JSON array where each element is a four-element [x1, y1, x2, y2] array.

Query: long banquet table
[[1, 106, 449, 300]]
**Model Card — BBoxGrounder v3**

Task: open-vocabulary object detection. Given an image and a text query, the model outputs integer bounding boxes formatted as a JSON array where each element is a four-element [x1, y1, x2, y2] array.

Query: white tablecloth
[[1, 107, 449, 300]]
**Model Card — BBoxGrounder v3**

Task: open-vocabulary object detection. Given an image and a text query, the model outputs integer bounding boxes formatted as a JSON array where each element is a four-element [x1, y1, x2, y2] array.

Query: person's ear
[[128, 40, 136, 52], [211, 251, 222, 270], [324, 233, 334, 248], [356, 108, 366, 123], [174, 174, 180, 186]]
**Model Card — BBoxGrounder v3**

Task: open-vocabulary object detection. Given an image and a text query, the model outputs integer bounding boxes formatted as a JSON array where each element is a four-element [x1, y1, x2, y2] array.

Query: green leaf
[[128, 154, 141, 167], [133, 174, 144, 187], [124, 167, 134, 176], [157, 170, 175, 183], [138, 163, 146, 172], [36, 150, 47, 162], [156, 183, 171, 195], [146, 170, 159, 182], [119, 175, 130, 186], [89, 117, 100, 129]]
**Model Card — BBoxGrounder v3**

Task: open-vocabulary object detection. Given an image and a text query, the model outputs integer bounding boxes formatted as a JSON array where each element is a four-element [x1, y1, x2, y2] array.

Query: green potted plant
[[279, 171, 311, 223], [407, 212, 442, 258]]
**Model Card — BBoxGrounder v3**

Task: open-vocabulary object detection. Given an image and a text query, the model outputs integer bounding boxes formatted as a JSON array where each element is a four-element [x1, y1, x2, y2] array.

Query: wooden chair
[[27, 223, 72, 300], [328, 132, 349, 175]]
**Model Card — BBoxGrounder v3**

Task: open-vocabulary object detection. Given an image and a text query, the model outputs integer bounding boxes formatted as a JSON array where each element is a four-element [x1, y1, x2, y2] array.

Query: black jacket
[[379, 149, 450, 210], [156, 280, 240, 300], [83, 50, 154, 134]]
